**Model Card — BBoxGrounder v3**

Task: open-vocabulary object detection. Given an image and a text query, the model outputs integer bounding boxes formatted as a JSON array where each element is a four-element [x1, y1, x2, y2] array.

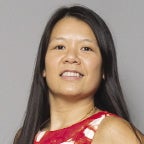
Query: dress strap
[[88, 111, 113, 131], [82, 111, 115, 141]]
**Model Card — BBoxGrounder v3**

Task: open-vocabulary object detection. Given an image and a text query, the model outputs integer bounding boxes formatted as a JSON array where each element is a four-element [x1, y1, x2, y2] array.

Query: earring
[[102, 74, 105, 80], [42, 70, 46, 77]]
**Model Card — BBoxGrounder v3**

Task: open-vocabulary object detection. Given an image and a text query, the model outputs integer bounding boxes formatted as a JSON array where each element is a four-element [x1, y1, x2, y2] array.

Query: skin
[[44, 17, 102, 100], [43, 17, 144, 143], [92, 116, 144, 144], [43, 17, 102, 130]]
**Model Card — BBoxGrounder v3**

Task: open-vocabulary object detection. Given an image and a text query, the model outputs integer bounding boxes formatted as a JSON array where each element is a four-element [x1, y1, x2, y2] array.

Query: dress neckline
[[40, 111, 108, 133]]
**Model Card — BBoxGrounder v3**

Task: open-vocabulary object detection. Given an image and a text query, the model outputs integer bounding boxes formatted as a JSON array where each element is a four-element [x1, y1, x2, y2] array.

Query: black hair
[[15, 5, 139, 144]]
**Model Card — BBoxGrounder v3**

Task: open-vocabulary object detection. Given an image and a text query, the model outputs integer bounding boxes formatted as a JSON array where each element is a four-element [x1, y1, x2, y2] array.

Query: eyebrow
[[49, 37, 96, 43]]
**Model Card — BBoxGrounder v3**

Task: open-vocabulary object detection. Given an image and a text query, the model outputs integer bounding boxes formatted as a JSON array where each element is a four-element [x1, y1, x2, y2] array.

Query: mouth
[[60, 70, 84, 78]]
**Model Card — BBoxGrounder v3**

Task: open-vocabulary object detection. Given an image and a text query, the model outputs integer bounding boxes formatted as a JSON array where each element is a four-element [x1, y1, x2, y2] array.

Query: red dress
[[34, 111, 114, 144]]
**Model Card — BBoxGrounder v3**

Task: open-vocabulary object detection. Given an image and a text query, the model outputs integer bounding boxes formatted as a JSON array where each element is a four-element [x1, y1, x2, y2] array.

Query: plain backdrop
[[0, 0, 144, 143]]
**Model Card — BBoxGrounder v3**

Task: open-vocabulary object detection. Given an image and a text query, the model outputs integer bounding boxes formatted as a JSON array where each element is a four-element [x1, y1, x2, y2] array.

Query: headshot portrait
[[0, 1, 144, 144]]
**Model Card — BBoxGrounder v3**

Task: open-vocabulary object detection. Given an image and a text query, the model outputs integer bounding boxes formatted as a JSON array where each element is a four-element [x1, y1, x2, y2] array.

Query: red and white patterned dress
[[34, 111, 114, 144]]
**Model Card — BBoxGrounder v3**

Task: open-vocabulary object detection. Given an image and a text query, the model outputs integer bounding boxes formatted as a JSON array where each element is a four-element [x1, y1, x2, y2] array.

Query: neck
[[48, 96, 97, 131]]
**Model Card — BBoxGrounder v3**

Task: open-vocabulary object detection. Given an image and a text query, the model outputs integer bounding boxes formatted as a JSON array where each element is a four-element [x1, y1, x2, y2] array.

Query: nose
[[63, 49, 81, 65]]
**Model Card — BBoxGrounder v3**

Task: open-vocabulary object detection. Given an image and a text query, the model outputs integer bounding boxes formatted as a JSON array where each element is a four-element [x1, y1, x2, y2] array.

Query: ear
[[42, 70, 46, 77]]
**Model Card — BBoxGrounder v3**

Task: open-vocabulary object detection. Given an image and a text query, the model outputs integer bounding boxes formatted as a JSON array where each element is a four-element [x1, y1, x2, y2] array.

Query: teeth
[[62, 72, 81, 77]]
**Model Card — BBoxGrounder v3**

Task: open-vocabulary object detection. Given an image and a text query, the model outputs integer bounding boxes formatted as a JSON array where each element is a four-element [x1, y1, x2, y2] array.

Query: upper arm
[[92, 116, 144, 144]]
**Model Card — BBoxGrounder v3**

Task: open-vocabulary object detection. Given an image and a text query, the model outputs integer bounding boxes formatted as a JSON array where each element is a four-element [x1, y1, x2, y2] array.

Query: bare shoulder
[[92, 115, 144, 144]]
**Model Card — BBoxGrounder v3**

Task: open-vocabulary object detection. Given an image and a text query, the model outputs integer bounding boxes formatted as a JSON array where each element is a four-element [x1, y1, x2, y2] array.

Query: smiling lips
[[60, 71, 84, 80]]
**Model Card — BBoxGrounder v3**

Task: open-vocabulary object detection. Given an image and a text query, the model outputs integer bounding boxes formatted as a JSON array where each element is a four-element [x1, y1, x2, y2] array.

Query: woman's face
[[44, 17, 102, 100]]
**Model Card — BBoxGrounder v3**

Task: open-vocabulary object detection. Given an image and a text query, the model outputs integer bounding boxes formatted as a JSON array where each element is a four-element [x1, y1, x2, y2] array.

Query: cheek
[[45, 53, 61, 70], [89, 59, 102, 91], [85, 56, 103, 88], [44, 60, 59, 90], [85, 56, 102, 74], [44, 54, 57, 81], [44, 52, 64, 85]]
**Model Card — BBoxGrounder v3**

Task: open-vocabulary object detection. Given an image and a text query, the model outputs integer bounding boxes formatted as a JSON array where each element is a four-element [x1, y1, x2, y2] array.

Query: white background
[[0, 0, 144, 143]]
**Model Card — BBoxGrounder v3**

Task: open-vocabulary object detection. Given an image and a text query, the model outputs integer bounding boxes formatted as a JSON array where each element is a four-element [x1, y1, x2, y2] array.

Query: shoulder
[[92, 115, 144, 144]]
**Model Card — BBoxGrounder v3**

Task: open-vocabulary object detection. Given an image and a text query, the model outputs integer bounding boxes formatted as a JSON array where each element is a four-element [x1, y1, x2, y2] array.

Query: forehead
[[50, 17, 96, 41]]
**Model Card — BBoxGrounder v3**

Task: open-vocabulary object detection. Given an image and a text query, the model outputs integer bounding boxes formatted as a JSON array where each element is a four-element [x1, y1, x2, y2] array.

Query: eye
[[55, 45, 65, 50], [81, 47, 92, 51]]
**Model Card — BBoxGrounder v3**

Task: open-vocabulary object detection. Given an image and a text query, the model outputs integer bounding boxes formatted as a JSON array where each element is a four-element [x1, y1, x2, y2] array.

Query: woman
[[14, 5, 144, 144]]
